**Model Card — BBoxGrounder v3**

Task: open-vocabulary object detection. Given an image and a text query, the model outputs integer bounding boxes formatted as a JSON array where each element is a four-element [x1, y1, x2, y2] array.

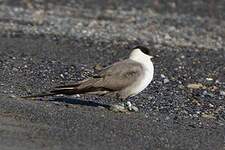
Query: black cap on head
[[133, 46, 150, 55]]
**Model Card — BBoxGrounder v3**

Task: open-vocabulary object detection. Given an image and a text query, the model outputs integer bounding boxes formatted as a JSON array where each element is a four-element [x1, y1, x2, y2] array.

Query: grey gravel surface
[[0, 0, 225, 150]]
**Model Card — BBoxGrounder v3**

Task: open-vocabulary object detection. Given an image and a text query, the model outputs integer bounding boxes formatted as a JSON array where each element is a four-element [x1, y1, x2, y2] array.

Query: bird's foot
[[109, 101, 139, 113]]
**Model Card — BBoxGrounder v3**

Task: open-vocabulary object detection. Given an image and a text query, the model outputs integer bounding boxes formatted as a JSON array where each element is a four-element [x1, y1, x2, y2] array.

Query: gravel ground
[[0, 0, 225, 150]]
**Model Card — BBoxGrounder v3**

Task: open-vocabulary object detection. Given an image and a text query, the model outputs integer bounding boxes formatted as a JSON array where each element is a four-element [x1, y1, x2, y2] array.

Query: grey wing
[[95, 59, 143, 91]]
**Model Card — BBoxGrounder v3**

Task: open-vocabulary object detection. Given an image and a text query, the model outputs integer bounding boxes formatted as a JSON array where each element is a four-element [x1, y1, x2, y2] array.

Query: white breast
[[129, 63, 154, 96], [124, 48, 154, 97]]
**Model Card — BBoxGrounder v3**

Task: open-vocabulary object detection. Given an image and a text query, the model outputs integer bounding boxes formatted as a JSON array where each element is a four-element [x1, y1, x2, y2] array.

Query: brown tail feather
[[54, 83, 81, 88], [51, 78, 113, 95], [50, 86, 109, 95], [21, 78, 107, 98]]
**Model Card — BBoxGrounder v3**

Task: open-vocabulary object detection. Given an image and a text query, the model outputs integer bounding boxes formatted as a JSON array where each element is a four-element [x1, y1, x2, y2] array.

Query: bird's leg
[[120, 97, 139, 112], [125, 101, 133, 111], [108, 95, 126, 113], [109, 96, 138, 113], [124, 99, 139, 112]]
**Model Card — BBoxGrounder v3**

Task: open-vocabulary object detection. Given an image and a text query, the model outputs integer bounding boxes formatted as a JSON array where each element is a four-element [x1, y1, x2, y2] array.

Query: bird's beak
[[149, 56, 153, 59]]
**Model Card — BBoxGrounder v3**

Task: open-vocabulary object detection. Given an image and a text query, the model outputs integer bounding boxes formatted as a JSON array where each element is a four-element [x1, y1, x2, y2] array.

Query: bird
[[22, 46, 154, 111]]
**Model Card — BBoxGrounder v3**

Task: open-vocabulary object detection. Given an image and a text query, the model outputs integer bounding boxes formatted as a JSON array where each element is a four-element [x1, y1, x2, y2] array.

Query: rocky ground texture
[[0, 0, 224, 150]]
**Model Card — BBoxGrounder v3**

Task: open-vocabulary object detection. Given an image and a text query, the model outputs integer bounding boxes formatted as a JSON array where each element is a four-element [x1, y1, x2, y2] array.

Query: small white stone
[[203, 90, 208, 95], [131, 106, 139, 112], [71, 94, 80, 98], [168, 26, 176, 31], [193, 114, 198, 118], [60, 74, 64, 78], [206, 78, 213, 81], [161, 74, 170, 83], [196, 111, 201, 114], [215, 80, 221, 84], [12, 67, 18, 71], [165, 116, 170, 120], [82, 30, 87, 34], [208, 103, 214, 108], [220, 91, 225, 96], [160, 74, 166, 78], [163, 78, 170, 84], [9, 94, 16, 98], [164, 33, 171, 40], [181, 55, 185, 59]]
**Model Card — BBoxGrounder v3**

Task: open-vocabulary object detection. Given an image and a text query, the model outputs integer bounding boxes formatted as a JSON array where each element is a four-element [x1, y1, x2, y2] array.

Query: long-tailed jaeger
[[22, 46, 154, 112]]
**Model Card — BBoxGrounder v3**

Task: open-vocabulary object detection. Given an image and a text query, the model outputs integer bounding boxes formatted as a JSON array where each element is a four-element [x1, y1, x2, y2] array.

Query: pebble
[[180, 55, 185, 59], [131, 106, 139, 112], [201, 113, 216, 119], [32, 9, 45, 24], [178, 81, 182, 84], [215, 80, 222, 84], [163, 78, 170, 84], [164, 33, 172, 40], [206, 78, 213, 81], [187, 83, 205, 89], [193, 114, 198, 118], [168, 26, 176, 31], [208, 103, 214, 108], [71, 94, 81, 98], [12, 67, 19, 72], [145, 114, 149, 118], [9, 94, 17, 98], [160, 74, 166, 78], [161, 74, 170, 84], [60, 74, 65, 78], [220, 91, 225, 96], [165, 116, 170, 120], [196, 111, 201, 114], [202, 90, 214, 97], [3, 90, 7, 94]]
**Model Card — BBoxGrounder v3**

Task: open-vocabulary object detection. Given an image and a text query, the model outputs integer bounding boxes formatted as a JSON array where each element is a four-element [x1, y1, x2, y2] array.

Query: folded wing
[[50, 59, 143, 95]]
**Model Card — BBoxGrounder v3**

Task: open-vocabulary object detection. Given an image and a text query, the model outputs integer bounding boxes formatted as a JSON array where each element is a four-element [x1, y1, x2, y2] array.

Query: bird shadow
[[48, 97, 111, 110]]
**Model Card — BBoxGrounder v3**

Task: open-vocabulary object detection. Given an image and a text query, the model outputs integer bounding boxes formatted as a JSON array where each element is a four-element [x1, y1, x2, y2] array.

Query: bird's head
[[129, 46, 153, 61]]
